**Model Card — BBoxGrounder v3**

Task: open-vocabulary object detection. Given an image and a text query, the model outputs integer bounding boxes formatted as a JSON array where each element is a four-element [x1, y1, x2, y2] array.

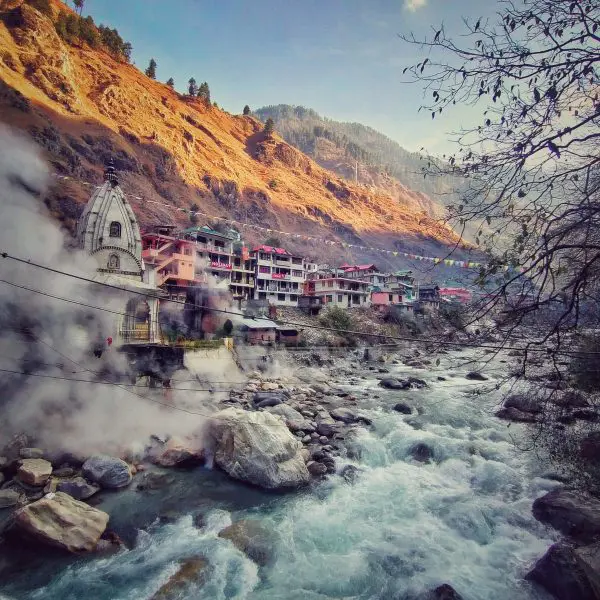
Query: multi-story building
[[387, 269, 415, 303], [252, 244, 305, 306], [181, 225, 255, 300], [304, 269, 369, 308], [142, 225, 200, 302], [341, 264, 387, 288]]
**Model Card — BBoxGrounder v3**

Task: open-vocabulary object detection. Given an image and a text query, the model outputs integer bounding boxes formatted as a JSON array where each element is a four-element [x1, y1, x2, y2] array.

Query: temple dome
[[76, 161, 143, 279]]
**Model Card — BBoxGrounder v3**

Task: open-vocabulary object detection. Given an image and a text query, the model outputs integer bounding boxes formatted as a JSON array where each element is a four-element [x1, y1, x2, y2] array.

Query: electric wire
[[0, 251, 595, 356]]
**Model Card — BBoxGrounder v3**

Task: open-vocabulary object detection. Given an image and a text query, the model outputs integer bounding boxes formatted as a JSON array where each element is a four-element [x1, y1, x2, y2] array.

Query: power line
[[0, 251, 591, 355]]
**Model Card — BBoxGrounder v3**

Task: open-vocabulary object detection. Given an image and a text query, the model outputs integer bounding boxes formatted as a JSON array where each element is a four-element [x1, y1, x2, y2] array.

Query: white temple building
[[76, 161, 162, 345]]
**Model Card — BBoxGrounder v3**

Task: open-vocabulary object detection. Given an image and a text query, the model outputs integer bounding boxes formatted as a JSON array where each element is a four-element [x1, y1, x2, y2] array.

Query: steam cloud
[[0, 125, 242, 458]]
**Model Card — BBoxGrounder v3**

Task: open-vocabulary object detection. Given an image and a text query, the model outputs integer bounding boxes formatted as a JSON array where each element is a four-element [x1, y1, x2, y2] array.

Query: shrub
[[25, 0, 52, 17], [319, 306, 353, 332], [439, 303, 469, 330], [268, 179, 278, 190]]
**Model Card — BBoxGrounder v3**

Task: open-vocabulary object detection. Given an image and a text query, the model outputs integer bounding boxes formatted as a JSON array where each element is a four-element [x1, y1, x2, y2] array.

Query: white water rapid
[[3, 350, 559, 600]]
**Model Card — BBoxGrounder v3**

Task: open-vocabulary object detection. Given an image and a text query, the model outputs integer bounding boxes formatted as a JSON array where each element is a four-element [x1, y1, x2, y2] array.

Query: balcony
[[272, 273, 290, 280]]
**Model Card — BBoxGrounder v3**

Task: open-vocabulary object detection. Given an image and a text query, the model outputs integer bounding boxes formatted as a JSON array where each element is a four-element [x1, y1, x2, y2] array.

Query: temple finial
[[104, 159, 118, 186]]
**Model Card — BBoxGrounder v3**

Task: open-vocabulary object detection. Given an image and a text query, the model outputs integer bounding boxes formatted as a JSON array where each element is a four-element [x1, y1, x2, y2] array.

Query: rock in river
[[379, 378, 410, 390], [393, 402, 412, 415], [527, 541, 600, 600], [13, 491, 109, 553], [532, 488, 600, 542], [0, 489, 20, 509], [465, 372, 488, 381], [495, 407, 537, 423], [218, 519, 277, 566], [57, 477, 100, 501], [82, 455, 132, 489], [503, 394, 542, 414], [17, 459, 52, 486], [150, 556, 209, 600], [209, 408, 310, 489]]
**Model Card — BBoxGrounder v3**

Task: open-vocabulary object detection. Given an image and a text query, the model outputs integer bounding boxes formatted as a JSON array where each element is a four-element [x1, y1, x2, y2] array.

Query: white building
[[77, 161, 161, 344], [305, 269, 369, 308], [251, 244, 305, 306]]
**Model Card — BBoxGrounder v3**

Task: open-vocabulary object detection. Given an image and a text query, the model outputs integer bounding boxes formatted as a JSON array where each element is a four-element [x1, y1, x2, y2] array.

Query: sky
[[83, 0, 499, 155]]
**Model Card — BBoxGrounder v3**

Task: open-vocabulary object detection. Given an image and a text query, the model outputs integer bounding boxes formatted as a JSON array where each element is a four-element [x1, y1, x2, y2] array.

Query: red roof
[[343, 264, 378, 273], [252, 245, 289, 255]]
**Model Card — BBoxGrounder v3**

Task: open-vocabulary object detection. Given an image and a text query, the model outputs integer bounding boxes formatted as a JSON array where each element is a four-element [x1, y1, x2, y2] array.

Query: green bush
[[319, 306, 353, 332]]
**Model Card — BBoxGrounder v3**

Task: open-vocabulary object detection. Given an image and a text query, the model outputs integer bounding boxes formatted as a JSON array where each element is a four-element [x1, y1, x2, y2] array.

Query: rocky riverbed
[[0, 345, 597, 599]]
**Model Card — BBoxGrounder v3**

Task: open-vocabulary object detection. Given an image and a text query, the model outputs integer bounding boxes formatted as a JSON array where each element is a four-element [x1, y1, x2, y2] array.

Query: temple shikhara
[[76, 161, 161, 345]]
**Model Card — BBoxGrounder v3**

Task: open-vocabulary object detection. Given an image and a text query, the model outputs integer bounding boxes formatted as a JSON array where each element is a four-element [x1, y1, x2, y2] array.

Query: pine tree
[[197, 82, 210, 103], [263, 118, 275, 137], [188, 78, 197, 96], [243, 105, 250, 116], [79, 15, 99, 47], [145, 58, 157, 79], [73, 0, 84, 15], [166, 77, 175, 88]]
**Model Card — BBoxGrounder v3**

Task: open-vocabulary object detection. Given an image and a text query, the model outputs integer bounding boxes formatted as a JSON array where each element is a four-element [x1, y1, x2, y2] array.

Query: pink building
[[439, 287, 472, 304], [371, 291, 403, 307]]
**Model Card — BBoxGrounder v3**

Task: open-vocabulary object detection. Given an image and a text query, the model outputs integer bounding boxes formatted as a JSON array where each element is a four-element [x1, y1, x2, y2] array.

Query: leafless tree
[[401, 0, 600, 359]]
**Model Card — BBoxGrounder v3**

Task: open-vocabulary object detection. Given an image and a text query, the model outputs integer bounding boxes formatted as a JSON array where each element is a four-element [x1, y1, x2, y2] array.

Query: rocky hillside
[[254, 105, 460, 217], [0, 0, 463, 264]]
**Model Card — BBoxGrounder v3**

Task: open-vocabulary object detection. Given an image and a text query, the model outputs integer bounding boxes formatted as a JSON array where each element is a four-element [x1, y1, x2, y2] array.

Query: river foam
[[3, 352, 559, 600]]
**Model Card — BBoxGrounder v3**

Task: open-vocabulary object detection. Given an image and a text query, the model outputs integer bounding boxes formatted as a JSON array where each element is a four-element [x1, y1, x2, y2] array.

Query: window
[[109, 221, 121, 238], [278, 293, 286, 301], [389, 294, 393, 302], [259, 292, 266, 300], [259, 266, 271, 274], [338, 294, 343, 303], [290, 294, 298, 301], [326, 295, 333, 303], [292, 270, 303, 277], [107, 254, 120, 269], [328, 281, 333, 288]]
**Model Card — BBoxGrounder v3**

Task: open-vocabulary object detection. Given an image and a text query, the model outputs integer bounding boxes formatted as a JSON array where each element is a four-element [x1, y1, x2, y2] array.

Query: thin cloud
[[404, 0, 427, 12]]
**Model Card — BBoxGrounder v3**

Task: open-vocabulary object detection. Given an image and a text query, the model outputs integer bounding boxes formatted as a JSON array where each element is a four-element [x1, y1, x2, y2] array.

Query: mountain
[[253, 105, 459, 217], [0, 0, 465, 268]]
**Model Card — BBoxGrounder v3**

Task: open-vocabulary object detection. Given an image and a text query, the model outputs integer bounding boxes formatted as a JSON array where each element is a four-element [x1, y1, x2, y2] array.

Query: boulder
[[256, 397, 282, 408], [495, 407, 537, 423], [17, 459, 52, 486], [580, 432, 600, 464], [503, 394, 542, 414], [0, 489, 20, 509], [316, 422, 338, 437], [209, 408, 310, 489], [419, 584, 464, 600], [19, 448, 44, 459], [330, 408, 359, 424], [82, 455, 132, 489], [409, 443, 434, 463], [340, 464, 362, 484], [393, 402, 412, 415], [150, 438, 203, 468], [150, 556, 209, 600], [527, 542, 600, 600], [532, 489, 600, 542], [307, 461, 328, 476], [13, 492, 109, 553], [266, 404, 304, 422], [57, 477, 100, 501], [407, 377, 428, 388], [465, 372, 488, 381], [253, 392, 285, 405], [379, 378, 410, 390], [218, 519, 277, 566]]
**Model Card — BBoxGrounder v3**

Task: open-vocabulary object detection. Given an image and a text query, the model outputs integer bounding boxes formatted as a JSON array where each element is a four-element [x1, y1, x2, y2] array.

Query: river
[[0, 350, 559, 600]]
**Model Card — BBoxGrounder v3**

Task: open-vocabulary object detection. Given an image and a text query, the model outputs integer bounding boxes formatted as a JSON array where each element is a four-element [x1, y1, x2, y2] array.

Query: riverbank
[[0, 344, 596, 599]]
